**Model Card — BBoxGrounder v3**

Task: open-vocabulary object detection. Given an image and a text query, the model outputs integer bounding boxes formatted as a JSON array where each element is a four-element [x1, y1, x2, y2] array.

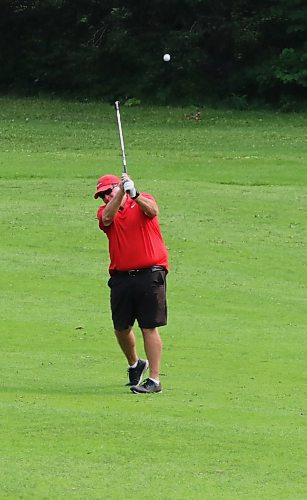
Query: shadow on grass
[[0, 383, 134, 397]]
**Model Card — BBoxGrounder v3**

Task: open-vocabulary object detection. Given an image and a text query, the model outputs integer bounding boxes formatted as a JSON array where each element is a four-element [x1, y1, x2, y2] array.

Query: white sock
[[149, 377, 159, 385], [129, 361, 138, 369]]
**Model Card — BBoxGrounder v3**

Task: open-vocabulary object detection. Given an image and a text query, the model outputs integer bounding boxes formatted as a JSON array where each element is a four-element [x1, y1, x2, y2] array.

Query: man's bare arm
[[121, 173, 159, 218], [101, 187, 125, 226], [134, 194, 159, 218]]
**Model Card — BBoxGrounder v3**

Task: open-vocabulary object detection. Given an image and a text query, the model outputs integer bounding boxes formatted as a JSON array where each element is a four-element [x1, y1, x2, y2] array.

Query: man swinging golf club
[[94, 172, 168, 393]]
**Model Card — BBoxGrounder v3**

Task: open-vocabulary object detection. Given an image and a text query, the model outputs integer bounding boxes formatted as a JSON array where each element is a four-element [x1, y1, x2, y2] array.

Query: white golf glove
[[121, 173, 137, 198]]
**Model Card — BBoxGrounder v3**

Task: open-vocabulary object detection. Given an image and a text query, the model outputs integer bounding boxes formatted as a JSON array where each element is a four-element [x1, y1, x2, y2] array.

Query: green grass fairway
[[0, 98, 306, 498]]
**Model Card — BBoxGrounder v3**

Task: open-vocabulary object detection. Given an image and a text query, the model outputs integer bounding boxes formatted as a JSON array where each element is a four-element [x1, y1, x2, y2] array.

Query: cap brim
[[94, 183, 113, 199]]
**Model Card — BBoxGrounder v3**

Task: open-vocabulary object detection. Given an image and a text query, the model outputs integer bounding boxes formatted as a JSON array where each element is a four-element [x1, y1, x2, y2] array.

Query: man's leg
[[141, 327, 162, 381], [115, 327, 138, 365], [115, 327, 149, 386]]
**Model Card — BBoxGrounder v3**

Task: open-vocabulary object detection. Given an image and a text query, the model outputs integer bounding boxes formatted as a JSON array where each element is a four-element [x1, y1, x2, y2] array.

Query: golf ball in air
[[163, 53, 171, 62]]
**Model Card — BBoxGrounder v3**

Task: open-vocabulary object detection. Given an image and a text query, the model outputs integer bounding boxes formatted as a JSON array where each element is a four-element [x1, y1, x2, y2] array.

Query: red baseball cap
[[94, 174, 120, 199]]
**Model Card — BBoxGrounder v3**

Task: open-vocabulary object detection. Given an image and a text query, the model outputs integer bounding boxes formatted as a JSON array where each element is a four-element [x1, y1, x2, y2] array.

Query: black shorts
[[108, 267, 167, 330]]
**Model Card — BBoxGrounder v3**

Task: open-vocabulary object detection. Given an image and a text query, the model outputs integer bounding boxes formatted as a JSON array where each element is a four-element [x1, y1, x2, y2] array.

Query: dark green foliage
[[0, 0, 306, 105]]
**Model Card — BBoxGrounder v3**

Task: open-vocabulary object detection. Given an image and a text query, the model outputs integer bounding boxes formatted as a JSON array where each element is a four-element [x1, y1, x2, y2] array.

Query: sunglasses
[[98, 184, 118, 199]]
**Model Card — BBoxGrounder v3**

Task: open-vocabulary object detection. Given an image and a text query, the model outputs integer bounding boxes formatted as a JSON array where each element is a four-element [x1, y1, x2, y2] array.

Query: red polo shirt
[[97, 193, 169, 273]]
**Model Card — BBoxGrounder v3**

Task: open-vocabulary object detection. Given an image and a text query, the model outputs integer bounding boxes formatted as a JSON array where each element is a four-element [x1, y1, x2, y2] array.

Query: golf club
[[115, 101, 127, 174]]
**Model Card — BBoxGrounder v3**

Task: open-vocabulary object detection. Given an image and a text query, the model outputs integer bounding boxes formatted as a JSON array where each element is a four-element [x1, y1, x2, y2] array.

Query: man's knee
[[115, 327, 132, 337]]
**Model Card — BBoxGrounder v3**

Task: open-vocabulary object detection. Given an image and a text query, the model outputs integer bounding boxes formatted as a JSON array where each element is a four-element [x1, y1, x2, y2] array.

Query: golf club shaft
[[115, 101, 127, 173]]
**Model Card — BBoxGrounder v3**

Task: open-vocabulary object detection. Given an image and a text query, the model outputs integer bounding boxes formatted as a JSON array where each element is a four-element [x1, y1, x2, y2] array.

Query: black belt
[[112, 266, 165, 277]]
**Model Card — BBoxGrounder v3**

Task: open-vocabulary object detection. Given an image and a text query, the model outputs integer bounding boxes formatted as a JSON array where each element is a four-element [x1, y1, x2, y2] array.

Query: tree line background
[[1, 0, 306, 108]]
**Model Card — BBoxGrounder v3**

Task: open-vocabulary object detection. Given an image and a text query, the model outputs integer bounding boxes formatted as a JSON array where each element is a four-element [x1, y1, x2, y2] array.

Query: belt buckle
[[128, 269, 138, 276]]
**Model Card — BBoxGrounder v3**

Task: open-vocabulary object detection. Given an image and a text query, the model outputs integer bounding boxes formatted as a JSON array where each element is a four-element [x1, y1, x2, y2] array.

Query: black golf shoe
[[127, 359, 149, 386], [130, 378, 162, 394]]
